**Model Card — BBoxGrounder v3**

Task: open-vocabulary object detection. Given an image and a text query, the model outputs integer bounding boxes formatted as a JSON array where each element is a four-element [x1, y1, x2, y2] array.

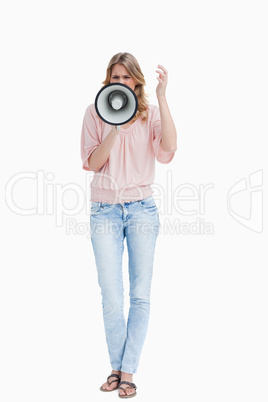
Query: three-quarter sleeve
[[152, 106, 175, 164], [80, 105, 101, 171]]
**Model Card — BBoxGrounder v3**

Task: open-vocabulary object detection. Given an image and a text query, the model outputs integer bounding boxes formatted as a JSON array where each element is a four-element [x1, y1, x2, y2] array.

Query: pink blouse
[[80, 103, 175, 204]]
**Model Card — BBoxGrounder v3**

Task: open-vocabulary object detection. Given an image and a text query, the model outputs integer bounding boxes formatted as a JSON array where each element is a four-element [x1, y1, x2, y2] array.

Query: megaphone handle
[[116, 125, 120, 131]]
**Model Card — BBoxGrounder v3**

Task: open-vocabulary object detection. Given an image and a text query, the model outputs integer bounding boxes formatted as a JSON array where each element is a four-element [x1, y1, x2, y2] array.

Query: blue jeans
[[89, 196, 160, 374]]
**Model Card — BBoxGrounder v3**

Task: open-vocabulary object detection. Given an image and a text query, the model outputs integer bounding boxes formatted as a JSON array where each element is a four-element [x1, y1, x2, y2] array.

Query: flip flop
[[118, 381, 137, 398], [100, 374, 121, 392]]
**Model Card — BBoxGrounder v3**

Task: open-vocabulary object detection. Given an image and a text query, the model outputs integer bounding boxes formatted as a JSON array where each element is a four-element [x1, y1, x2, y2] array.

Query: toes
[[120, 388, 134, 396]]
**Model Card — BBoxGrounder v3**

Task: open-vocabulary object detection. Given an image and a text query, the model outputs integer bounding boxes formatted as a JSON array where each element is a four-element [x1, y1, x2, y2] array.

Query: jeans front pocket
[[90, 201, 101, 216], [100, 202, 115, 213], [138, 196, 158, 215]]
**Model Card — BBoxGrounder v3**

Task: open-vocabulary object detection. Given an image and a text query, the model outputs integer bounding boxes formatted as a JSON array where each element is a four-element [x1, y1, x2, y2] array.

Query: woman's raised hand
[[156, 64, 168, 98]]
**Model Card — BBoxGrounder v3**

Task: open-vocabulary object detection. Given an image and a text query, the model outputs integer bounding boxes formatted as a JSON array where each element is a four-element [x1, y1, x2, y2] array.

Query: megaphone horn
[[108, 91, 128, 110], [95, 83, 138, 130]]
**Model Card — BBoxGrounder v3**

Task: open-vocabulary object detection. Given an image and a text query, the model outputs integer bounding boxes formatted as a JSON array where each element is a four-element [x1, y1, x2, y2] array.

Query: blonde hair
[[102, 52, 149, 123]]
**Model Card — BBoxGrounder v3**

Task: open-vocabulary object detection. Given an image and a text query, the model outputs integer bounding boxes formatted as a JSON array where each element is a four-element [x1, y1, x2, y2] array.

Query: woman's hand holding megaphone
[[111, 126, 120, 134]]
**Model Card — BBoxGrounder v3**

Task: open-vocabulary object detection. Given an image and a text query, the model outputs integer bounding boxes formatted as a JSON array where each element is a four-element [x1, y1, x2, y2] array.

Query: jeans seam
[[120, 234, 126, 330]]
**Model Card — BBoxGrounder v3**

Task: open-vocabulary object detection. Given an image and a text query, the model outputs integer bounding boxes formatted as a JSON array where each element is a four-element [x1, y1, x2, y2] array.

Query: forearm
[[88, 127, 119, 172], [157, 95, 177, 152]]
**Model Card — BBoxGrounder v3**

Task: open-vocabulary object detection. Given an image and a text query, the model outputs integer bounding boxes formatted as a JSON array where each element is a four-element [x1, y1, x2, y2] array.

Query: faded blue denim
[[89, 196, 160, 374]]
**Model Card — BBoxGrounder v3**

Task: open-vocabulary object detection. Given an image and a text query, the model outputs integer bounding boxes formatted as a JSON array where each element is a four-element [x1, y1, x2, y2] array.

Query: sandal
[[118, 381, 137, 398], [100, 374, 121, 392]]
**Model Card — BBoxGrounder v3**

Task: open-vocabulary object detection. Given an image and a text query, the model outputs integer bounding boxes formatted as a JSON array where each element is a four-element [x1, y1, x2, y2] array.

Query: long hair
[[102, 52, 149, 123]]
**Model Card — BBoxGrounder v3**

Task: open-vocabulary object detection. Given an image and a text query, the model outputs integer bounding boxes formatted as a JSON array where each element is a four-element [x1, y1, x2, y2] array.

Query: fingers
[[155, 69, 166, 75], [155, 64, 168, 83], [156, 64, 168, 74]]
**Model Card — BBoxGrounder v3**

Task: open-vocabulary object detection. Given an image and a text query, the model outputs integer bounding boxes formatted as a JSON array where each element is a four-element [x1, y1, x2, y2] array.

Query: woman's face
[[110, 63, 137, 91]]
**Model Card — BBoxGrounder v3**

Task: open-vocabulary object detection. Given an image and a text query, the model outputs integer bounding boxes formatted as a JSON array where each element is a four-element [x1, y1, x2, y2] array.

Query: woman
[[80, 52, 177, 398]]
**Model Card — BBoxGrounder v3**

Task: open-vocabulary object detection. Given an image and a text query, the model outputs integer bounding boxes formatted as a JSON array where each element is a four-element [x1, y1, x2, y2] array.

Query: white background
[[1, 0, 267, 401]]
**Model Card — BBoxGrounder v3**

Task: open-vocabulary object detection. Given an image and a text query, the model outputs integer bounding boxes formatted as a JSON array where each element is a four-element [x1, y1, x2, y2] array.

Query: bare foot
[[118, 372, 136, 397], [100, 370, 121, 391]]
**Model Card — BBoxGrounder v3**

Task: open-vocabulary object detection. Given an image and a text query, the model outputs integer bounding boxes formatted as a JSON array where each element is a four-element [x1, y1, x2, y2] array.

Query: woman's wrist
[[157, 94, 167, 103]]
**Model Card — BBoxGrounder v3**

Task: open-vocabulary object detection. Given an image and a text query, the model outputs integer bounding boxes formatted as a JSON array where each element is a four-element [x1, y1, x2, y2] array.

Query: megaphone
[[95, 83, 138, 130]]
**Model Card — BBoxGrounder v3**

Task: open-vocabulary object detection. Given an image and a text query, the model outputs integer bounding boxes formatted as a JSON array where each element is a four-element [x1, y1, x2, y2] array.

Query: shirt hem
[[90, 186, 153, 204]]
